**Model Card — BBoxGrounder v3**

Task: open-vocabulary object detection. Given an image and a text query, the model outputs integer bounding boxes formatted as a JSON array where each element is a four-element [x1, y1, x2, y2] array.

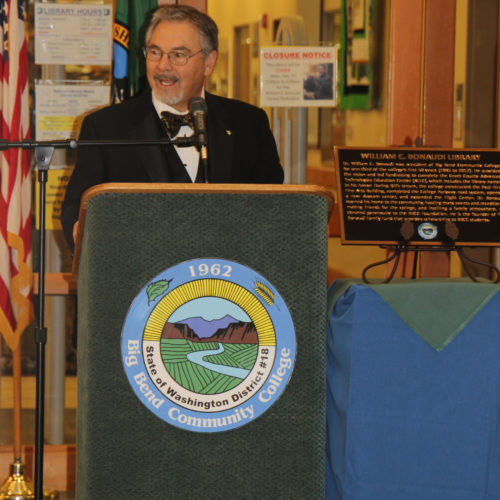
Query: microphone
[[188, 96, 209, 182], [189, 97, 208, 152]]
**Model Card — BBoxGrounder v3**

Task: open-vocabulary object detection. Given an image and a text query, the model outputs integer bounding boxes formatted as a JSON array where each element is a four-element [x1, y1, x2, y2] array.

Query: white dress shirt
[[152, 94, 200, 182]]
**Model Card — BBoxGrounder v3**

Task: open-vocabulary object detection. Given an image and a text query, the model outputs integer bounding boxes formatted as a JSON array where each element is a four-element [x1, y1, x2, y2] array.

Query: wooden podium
[[73, 184, 333, 499]]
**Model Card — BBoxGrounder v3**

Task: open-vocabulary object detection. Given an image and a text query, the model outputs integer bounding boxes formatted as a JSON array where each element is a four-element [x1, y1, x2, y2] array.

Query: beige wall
[[344, 1, 389, 147], [208, 0, 389, 148], [453, 0, 468, 148], [208, 0, 296, 99], [208, 0, 322, 141]]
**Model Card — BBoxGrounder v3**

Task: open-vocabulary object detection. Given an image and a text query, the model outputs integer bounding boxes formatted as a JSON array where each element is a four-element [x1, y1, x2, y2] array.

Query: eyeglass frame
[[143, 46, 204, 66]]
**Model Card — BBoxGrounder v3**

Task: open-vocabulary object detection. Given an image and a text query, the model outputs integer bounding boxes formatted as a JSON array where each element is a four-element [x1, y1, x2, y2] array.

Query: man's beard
[[153, 73, 183, 106], [159, 89, 183, 106]]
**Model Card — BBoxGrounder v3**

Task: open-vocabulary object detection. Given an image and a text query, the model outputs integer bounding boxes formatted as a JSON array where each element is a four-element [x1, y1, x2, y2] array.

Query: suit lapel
[[205, 92, 234, 182]]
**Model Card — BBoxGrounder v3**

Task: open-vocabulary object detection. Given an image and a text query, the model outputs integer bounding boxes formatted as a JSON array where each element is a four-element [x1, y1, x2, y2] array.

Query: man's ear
[[204, 50, 218, 77]]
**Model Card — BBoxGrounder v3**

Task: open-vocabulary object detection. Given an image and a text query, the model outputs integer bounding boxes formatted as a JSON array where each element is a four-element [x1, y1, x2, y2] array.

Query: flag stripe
[[0, 0, 32, 350]]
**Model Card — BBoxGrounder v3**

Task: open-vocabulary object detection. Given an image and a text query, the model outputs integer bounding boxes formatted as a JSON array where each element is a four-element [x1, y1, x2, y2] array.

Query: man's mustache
[[154, 73, 179, 83]]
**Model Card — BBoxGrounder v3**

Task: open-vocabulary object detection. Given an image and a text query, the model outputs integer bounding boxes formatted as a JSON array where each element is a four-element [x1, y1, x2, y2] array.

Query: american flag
[[0, 0, 32, 351]]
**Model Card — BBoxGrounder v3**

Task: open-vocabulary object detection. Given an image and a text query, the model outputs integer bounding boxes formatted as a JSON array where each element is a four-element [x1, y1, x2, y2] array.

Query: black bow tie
[[160, 111, 194, 137]]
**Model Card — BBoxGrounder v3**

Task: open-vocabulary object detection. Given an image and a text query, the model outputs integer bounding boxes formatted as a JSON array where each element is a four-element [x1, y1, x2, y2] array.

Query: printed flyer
[[260, 46, 337, 107]]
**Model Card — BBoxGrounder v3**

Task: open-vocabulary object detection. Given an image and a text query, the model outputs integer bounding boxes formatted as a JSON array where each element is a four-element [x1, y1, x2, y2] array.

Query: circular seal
[[121, 258, 296, 433], [417, 222, 438, 240]]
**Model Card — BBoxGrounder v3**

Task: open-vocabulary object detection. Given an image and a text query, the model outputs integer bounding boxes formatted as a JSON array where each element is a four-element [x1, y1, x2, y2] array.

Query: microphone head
[[189, 96, 207, 114]]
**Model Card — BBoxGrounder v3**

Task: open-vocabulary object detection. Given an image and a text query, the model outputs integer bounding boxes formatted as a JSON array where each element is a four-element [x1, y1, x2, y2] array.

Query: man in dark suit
[[60, 5, 283, 250]]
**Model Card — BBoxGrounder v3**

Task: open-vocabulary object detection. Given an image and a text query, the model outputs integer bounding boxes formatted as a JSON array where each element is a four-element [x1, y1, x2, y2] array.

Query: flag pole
[[12, 345, 22, 461], [0, 345, 35, 499]]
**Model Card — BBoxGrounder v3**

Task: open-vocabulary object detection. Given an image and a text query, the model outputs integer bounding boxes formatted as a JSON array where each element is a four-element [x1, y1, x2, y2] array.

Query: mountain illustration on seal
[[161, 314, 258, 344], [158, 297, 260, 395]]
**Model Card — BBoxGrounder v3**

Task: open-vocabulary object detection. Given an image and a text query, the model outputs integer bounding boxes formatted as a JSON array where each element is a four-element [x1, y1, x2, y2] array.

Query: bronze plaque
[[335, 146, 500, 246]]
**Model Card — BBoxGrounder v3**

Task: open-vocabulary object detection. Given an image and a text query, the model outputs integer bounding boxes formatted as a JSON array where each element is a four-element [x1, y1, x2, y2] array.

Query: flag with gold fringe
[[0, 0, 32, 351]]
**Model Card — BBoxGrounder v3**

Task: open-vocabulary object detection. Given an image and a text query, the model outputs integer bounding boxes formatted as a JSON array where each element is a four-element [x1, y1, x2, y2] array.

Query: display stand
[[361, 220, 500, 284], [362, 245, 500, 284], [326, 279, 500, 499]]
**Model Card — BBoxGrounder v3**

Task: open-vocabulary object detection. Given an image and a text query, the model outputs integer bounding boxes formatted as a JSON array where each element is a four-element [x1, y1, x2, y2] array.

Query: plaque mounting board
[[334, 146, 500, 246]]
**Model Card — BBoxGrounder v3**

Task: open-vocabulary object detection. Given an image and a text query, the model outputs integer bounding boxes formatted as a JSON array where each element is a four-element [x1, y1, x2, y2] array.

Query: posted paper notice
[[260, 46, 337, 107]]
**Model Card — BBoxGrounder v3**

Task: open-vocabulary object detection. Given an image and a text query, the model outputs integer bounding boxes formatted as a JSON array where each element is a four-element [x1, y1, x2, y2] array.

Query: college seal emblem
[[121, 258, 296, 433], [417, 222, 438, 240]]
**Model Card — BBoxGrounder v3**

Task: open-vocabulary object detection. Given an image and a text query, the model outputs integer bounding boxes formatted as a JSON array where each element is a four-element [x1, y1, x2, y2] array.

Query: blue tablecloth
[[326, 281, 500, 500]]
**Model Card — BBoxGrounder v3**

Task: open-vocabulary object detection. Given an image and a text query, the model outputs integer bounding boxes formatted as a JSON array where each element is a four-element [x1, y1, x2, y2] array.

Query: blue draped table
[[326, 279, 500, 500]]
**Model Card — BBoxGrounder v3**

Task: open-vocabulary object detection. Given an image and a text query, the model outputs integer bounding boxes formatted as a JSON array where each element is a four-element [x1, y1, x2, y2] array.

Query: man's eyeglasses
[[143, 46, 203, 66]]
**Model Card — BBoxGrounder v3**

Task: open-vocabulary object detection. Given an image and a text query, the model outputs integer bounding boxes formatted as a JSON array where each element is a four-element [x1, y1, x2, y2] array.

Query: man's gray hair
[[145, 5, 218, 56]]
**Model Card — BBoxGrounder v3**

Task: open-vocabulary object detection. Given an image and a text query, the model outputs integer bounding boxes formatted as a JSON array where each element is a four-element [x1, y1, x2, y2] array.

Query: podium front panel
[[76, 189, 328, 499]]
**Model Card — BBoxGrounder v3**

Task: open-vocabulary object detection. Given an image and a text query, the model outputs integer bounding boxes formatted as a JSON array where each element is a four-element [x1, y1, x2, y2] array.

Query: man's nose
[[157, 53, 174, 71]]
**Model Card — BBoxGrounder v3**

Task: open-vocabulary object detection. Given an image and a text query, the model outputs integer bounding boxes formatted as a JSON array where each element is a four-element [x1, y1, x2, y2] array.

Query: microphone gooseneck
[[189, 97, 209, 183], [189, 97, 208, 152]]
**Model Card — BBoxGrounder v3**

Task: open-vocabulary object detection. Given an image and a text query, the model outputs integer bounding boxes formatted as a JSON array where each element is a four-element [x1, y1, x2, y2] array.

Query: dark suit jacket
[[60, 90, 284, 249]]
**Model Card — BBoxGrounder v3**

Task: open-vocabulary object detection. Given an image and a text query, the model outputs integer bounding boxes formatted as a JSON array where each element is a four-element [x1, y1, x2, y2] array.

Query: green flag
[[112, 0, 158, 102], [129, 0, 158, 95]]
